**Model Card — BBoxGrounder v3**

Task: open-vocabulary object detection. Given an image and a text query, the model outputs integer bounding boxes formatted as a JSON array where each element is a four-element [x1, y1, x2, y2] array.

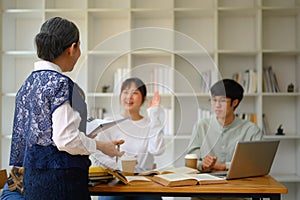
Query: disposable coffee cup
[[121, 156, 137, 176], [185, 154, 198, 169]]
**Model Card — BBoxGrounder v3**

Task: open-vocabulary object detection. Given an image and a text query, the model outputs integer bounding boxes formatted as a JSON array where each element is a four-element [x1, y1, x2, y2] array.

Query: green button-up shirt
[[188, 115, 263, 170]]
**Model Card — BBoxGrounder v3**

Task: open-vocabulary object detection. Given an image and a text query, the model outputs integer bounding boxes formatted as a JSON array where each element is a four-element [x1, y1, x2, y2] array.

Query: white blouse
[[34, 61, 96, 155], [90, 106, 166, 172]]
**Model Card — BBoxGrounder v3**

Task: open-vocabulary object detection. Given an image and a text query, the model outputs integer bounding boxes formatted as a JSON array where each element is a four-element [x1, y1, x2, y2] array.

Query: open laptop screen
[[211, 140, 280, 180]]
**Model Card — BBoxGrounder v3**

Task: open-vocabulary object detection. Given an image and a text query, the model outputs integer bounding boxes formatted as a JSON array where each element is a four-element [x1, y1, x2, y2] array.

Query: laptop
[[211, 140, 280, 180]]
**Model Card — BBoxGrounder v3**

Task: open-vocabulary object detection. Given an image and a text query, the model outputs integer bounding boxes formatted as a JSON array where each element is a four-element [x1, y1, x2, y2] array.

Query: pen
[[116, 144, 120, 163]]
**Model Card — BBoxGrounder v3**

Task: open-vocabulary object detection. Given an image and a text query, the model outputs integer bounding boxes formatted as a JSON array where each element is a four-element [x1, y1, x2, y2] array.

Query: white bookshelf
[[1, 0, 300, 199]]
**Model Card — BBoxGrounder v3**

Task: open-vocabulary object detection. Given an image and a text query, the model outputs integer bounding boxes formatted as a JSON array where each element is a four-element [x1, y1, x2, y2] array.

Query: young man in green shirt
[[188, 79, 263, 172]]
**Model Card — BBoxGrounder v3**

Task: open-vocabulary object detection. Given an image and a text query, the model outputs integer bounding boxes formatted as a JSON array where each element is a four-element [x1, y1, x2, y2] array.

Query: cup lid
[[184, 154, 198, 159], [121, 155, 137, 161]]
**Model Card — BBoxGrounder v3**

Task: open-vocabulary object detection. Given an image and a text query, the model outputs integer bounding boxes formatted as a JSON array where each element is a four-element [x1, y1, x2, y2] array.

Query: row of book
[[197, 108, 211, 121], [237, 113, 274, 136], [149, 67, 172, 94], [197, 108, 258, 125], [199, 70, 214, 93], [114, 66, 282, 96], [232, 69, 257, 93], [114, 68, 131, 95], [113, 68, 217, 95], [231, 66, 283, 93], [114, 67, 173, 95], [235, 113, 257, 124]]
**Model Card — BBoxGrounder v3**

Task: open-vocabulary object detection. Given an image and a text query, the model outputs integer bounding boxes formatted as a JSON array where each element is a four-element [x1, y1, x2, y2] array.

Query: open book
[[124, 176, 152, 184], [151, 173, 227, 187], [107, 169, 151, 185], [86, 116, 130, 136], [138, 166, 199, 176]]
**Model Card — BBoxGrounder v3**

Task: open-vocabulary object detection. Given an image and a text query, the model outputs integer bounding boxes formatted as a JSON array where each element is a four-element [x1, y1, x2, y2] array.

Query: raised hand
[[148, 91, 160, 108]]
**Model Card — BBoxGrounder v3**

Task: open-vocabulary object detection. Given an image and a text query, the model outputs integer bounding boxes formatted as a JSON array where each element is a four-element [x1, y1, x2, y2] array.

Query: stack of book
[[88, 167, 114, 186]]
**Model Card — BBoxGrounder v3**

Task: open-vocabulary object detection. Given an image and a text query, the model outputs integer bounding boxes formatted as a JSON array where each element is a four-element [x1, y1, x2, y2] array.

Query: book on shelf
[[200, 71, 209, 93], [200, 70, 214, 93], [236, 113, 257, 124], [197, 108, 211, 121], [147, 66, 173, 94], [86, 116, 130, 136], [138, 166, 199, 176], [242, 70, 250, 93], [114, 67, 173, 95], [114, 68, 130, 94], [269, 67, 280, 92], [263, 66, 280, 93], [262, 114, 271, 136], [232, 69, 257, 93], [150, 67, 172, 94], [162, 107, 173, 136], [247, 69, 258, 93], [151, 173, 227, 187]]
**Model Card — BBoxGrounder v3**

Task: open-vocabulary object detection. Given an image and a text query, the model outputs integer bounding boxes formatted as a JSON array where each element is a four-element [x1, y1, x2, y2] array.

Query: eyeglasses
[[210, 98, 231, 105]]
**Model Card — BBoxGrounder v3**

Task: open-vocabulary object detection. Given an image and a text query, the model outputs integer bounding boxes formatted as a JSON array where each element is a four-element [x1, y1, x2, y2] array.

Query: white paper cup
[[121, 156, 137, 176], [184, 154, 198, 169]]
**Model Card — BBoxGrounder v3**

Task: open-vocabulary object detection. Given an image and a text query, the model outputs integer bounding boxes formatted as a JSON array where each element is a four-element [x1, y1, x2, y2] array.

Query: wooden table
[[89, 175, 287, 200]]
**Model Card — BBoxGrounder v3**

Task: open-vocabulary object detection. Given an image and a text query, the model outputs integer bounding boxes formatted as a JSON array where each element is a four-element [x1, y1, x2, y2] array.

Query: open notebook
[[211, 140, 280, 180]]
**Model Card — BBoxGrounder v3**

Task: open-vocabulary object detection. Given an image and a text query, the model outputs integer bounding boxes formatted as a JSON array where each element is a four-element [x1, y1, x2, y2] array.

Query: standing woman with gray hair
[[8, 17, 124, 200]]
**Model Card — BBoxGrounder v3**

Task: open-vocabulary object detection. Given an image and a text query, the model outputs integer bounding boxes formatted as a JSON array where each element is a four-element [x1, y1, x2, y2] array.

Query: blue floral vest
[[9, 70, 90, 170]]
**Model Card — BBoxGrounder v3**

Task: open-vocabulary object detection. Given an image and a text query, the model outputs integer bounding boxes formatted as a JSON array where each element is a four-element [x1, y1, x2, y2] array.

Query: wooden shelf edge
[[263, 135, 300, 140]]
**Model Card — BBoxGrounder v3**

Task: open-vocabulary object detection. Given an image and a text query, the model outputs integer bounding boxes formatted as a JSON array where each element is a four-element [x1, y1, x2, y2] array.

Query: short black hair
[[35, 17, 79, 61], [210, 79, 244, 108]]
